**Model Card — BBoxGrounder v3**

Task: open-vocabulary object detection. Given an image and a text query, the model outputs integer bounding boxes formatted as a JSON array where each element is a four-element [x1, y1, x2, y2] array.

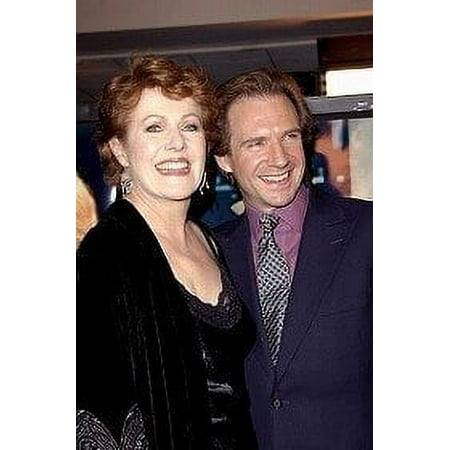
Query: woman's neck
[[126, 190, 191, 243]]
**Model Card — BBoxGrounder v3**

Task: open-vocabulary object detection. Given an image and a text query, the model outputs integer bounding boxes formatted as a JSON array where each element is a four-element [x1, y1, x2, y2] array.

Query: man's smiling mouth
[[259, 171, 290, 183]]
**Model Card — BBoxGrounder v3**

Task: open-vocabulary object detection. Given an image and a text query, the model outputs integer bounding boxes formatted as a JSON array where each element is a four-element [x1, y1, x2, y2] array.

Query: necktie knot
[[260, 214, 280, 234]]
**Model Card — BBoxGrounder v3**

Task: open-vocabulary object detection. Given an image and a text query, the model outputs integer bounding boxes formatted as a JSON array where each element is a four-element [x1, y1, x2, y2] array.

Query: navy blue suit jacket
[[214, 188, 372, 450]]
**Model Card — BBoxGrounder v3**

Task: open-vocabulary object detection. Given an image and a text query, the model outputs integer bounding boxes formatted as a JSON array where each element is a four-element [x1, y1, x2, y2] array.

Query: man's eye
[[146, 124, 162, 133], [182, 123, 200, 132], [284, 131, 301, 141], [247, 139, 265, 148]]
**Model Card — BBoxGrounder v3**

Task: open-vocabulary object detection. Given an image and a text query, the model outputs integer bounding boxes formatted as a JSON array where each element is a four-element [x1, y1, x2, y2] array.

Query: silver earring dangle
[[199, 172, 210, 196], [120, 177, 133, 196]]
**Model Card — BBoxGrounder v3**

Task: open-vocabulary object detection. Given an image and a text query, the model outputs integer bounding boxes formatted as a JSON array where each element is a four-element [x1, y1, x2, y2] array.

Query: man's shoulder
[[311, 187, 372, 221], [335, 195, 372, 218]]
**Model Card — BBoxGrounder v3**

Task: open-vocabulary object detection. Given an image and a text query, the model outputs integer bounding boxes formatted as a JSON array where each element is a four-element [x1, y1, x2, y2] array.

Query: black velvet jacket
[[77, 200, 257, 449]]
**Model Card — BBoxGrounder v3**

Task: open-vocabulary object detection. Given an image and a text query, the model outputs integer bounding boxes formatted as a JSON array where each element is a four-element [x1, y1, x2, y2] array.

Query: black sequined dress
[[177, 253, 258, 449]]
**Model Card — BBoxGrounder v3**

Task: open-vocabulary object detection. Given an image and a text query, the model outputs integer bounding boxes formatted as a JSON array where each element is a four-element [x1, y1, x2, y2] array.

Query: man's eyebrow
[[239, 135, 267, 147], [283, 126, 302, 135]]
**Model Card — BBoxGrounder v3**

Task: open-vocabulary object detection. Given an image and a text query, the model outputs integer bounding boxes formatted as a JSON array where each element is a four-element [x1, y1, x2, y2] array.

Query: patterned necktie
[[256, 214, 291, 365]]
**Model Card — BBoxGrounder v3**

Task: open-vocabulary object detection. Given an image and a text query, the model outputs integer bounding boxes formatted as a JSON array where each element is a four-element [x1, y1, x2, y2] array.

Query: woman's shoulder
[[77, 219, 128, 269], [78, 200, 151, 259]]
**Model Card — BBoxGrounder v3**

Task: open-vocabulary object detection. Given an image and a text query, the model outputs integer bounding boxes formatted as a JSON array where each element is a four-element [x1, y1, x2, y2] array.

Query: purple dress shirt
[[246, 184, 309, 277]]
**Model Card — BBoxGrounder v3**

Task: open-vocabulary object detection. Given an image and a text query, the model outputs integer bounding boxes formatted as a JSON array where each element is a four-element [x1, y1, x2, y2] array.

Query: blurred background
[[77, 0, 373, 229]]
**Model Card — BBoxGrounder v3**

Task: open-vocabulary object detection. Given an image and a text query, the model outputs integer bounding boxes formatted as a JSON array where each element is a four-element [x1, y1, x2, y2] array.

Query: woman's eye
[[182, 123, 200, 132], [146, 124, 162, 133]]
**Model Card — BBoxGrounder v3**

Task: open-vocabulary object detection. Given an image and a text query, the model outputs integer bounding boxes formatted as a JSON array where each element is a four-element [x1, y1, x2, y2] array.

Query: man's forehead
[[227, 94, 299, 134]]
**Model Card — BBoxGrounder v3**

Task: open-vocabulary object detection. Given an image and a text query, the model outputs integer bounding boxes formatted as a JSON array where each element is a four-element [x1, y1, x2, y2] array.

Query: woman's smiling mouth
[[155, 159, 191, 174]]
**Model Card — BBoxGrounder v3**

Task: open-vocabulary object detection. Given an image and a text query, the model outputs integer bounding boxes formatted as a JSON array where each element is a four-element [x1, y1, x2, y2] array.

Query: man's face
[[216, 94, 305, 213]]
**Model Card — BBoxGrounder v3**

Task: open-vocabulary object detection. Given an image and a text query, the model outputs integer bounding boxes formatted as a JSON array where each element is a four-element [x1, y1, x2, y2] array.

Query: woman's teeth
[[155, 161, 189, 171]]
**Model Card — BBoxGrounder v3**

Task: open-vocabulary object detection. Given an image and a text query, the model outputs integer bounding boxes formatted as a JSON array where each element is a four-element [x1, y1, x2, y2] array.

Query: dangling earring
[[199, 171, 210, 196], [120, 177, 133, 196]]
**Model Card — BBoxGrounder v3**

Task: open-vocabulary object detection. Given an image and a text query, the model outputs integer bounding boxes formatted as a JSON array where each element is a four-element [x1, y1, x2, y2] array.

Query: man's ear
[[109, 137, 130, 169], [214, 154, 233, 175]]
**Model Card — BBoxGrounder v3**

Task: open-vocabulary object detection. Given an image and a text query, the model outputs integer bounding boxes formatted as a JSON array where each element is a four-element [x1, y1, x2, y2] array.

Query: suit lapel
[[276, 191, 354, 380], [220, 217, 274, 377]]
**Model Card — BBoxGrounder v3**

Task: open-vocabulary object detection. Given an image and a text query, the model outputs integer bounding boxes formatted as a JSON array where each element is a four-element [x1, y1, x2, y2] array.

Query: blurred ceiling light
[[326, 68, 372, 96]]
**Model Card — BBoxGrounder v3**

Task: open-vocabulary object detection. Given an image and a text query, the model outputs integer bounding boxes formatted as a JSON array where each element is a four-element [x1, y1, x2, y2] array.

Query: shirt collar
[[246, 183, 309, 237]]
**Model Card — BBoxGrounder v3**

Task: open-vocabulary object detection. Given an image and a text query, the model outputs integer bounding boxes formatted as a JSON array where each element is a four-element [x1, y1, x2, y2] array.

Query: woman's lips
[[155, 159, 190, 175]]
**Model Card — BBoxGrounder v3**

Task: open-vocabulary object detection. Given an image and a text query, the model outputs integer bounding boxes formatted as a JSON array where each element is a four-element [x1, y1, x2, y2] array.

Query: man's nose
[[267, 141, 289, 167]]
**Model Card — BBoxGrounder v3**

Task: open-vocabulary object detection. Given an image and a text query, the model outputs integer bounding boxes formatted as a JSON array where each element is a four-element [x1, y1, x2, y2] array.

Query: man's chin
[[259, 191, 299, 211]]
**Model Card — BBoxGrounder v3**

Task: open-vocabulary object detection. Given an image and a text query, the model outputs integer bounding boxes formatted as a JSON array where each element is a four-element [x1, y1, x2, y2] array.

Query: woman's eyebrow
[[141, 114, 164, 122]]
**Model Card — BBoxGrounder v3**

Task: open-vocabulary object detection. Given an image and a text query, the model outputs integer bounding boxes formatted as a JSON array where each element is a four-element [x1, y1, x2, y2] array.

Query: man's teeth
[[260, 172, 289, 183], [156, 161, 189, 171]]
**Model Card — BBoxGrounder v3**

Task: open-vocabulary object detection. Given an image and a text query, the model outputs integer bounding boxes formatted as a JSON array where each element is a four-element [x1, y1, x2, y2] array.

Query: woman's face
[[111, 87, 206, 203]]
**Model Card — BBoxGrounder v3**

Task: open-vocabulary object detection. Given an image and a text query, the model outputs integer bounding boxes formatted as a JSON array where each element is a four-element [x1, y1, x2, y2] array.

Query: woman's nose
[[166, 129, 185, 151]]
